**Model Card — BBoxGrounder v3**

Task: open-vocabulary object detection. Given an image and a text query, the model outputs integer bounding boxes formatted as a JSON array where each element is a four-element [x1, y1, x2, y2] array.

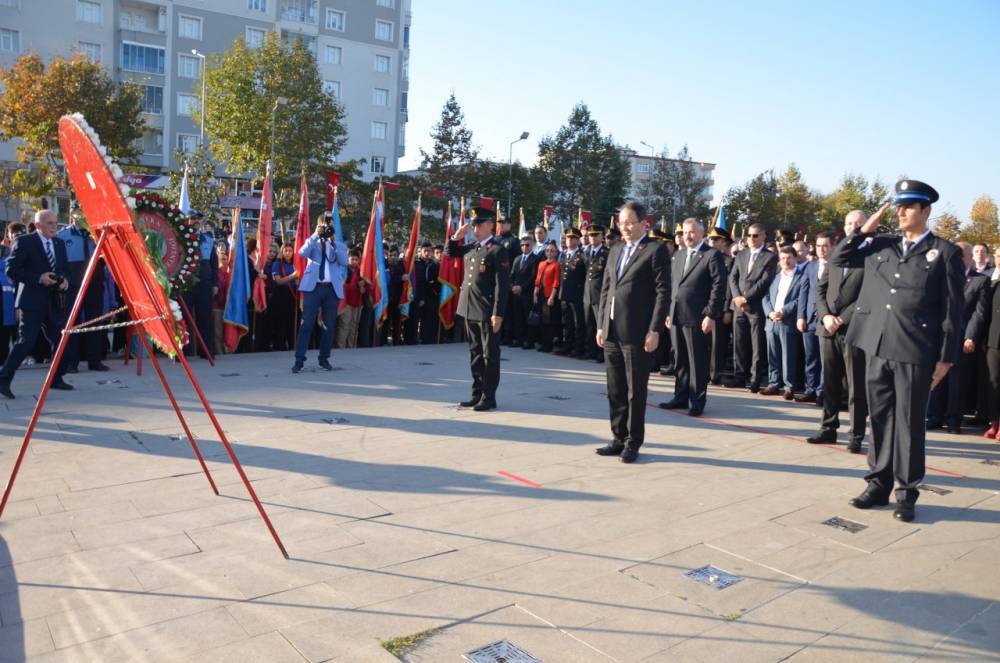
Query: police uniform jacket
[[444, 237, 511, 322], [961, 269, 990, 342], [558, 247, 586, 303], [584, 245, 608, 308], [831, 231, 965, 365]]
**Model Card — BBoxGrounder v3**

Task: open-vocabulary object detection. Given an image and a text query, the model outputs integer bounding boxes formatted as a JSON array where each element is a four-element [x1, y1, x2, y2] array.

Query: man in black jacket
[[557, 227, 587, 357], [660, 218, 726, 416], [445, 208, 511, 411], [509, 235, 539, 348], [417, 242, 440, 344], [725, 223, 778, 392], [583, 225, 608, 362], [0, 210, 74, 399], [807, 221, 868, 452], [595, 202, 671, 463], [833, 180, 964, 522], [707, 227, 734, 384]]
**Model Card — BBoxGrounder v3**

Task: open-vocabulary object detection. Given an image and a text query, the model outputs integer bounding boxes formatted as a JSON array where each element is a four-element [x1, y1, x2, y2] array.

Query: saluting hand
[[930, 361, 952, 390], [859, 201, 891, 234], [452, 222, 471, 240]]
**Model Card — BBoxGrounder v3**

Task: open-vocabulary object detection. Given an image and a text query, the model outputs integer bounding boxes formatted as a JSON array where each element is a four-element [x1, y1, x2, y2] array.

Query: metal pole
[[507, 141, 514, 220], [192, 50, 207, 145]]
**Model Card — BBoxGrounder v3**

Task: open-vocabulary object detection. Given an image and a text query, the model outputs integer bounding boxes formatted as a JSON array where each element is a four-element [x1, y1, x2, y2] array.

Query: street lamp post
[[507, 131, 529, 219], [270, 97, 288, 168], [639, 140, 655, 208], [190, 49, 207, 145]]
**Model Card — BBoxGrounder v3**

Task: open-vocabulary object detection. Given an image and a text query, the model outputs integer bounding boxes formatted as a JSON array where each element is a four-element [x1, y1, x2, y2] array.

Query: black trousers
[[584, 300, 599, 359], [420, 299, 439, 344], [560, 300, 585, 355], [508, 291, 530, 346], [710, 317, 732, 382], [604, 329, 653, 448], [465, 318, 501, 402], [184, 283, 214, 357], [671, 325, 710, 409], [928, 354, 967, 427], [733, 310, 767, 388], [819, 333, 868, 441], [66, 280, 105, 369], [0, 305, 68, 386], [0, 324, 15, 365], [986, 347, 1000, 421], [864, 355, 932, 503], [404, 302, 422, 345]]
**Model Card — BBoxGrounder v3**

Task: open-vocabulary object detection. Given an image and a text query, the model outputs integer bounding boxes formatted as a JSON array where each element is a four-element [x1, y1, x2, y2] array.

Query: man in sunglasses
[[726, 224, 778, 392]]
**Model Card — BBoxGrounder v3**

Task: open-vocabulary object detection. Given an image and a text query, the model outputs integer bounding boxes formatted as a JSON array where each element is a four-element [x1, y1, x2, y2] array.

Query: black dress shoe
[[846, 439, 864, 454], [318, 360, 333, 371], [473, 400, 497, 412], [658, 399, 687, 410], [893, 502, 915, 522], [291, 362, 304, 374], [710, 378, 722, 386], [946, 424, 962, 435], [0, 382, 14, 399], [459, 397, 482, 408], [926, 420, 943, 431], [595, 442, 624, 456], [65, 366, 79, 374], [794, 392, 817, 403], [806, 430, 837, 444], [659, 367, 675, 377], [51, 379, 74, 391], [850, 489, 890, 509], [88, 363, 110, 372], [688, 406, 704, 417], [619, 447, 639, 463], [722, 381, 744, 390]]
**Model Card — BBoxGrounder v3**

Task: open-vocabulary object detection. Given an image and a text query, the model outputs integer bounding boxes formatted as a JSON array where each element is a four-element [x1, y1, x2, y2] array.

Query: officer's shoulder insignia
[[926, 249, 939, 262]]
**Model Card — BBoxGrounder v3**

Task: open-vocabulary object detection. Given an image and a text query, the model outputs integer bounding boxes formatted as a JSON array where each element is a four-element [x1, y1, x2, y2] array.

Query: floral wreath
[[132, 191, 202, 294]]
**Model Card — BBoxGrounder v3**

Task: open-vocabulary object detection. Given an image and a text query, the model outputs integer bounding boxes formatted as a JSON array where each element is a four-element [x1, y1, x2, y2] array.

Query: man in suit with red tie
[[0, 210, 74, 399], [725, 223, 778, 392], [659, 218, 726, 416], [595, 202, 671, 463]]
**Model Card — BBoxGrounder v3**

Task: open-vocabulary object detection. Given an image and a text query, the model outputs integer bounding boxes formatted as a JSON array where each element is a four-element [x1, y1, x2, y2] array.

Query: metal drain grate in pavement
[[918, 484, 952, 496], [463, 640, 540, 663], [685, 565, 744, 589], [822, 516, 868, 533]]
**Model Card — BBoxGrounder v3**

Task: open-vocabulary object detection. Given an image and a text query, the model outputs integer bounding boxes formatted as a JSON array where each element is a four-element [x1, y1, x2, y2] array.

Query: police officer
[[495, 212, 519, 345], [832, 180, 964, 522], [556, 226, 586, 357], [445, 207, 511, 411], [57, 204, 108, 372], [583, 224, 608, 362], [184, 211, 218, 358], [707, 225, 734, 384]]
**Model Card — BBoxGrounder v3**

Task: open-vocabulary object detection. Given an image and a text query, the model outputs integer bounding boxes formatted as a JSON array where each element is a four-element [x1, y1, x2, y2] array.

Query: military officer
[[556, 226, 587, 357], [445, 207, 511, 411], [832, 179, 964, 522], [495, 212, 520, 345], [707, 224, 734, 384], [583, 224, 608, 362]]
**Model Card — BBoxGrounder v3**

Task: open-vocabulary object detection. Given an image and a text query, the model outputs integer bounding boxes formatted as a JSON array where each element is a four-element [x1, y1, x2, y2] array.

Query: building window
[[77, 41, 102, 64], [370, 156, 385, 174], [178, 15, 202, 40], [374, 54, 391, 74], [322, 80, 341, 99], [177, 133, 199, 155], [138, 129, 163, 156], [245, 27, 266, 48], [139, 85, 163, 114], [376, 0, 394, 7], [325, 9, 345, 31], [0, 28, 19, 53], [402, 58, 408, 79], [371, 121, 387, 140], [121, 42, 165, 74], [178, 53, 201, 79], [403, 25, 410, 49], [372, 88, 388, 107], [0, 0, 17, 7], [375, 19, 393, 42], [281, 30, 315, 55], [248, 0, 267, 11], [120, 11, 149, 31], [280, 0, 317, 24], [77, 0, 102, 24], [177, 93, 199, 117], [400, 91, 408, 113], [323, 44, 341, 65], [636, 163, 650, 174]]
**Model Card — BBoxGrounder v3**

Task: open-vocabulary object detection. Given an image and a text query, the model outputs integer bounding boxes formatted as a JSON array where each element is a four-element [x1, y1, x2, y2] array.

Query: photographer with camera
[[0, 210, 74, 399], [291, 212, 347, 373]]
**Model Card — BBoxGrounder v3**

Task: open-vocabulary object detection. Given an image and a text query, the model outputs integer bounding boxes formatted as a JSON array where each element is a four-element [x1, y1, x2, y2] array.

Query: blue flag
[[223, 214, 250, 351], [716, 206, 727, 231], [331, 194, 347, 284]]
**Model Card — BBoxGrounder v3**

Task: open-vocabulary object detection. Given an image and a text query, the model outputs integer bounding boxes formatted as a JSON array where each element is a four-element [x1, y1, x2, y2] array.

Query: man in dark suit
[[659, 218, 726, 416], [556, 227, 586, 357], [0, 210, 74, 399], [595, 202, 671, 463], [807, 223, 868, 453], [761, 246, 805, 399], [707, 228, 734, 385], [509, 235, 539, 348], [583, 225, 608, 362], [417, 242, 440, 345], [983, 254, 1000, 439], [833, 180, 964, 523], [927, 241, 990, 434], [795, 241, 823, 403], [445, 207, 511, 411], [725, 223, 778, 392], [184, 212, 219, 358]]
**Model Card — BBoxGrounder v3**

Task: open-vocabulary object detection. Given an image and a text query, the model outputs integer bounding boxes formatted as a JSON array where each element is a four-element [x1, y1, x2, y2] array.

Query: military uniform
[[708, 225, 735, 384], [444, 211, 511, 409], [833, 180, 964, 519], [583, 225, 608, 361], [557, 229, 587, 356]]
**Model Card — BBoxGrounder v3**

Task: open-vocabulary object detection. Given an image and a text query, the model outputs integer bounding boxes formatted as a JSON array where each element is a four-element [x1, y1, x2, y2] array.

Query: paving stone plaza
[[0, 344, 998, 662]]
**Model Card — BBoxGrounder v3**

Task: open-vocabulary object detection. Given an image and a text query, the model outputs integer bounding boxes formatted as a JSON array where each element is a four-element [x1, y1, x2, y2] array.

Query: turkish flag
[[325, 172, 339, 212]]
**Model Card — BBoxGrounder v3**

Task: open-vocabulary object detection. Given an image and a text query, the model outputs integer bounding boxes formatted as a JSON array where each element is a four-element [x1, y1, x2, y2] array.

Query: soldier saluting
[[832, 179, 964, 523], [445, 207, 512, 411]]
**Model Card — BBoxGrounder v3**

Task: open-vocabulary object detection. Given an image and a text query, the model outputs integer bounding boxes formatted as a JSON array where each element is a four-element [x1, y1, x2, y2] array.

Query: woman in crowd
[[269, 243, 298, 352], [534, 241, 561, 353]]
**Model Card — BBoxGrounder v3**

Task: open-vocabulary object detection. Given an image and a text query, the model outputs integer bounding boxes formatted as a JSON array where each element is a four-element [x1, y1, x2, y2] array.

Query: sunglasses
[[748, 233, 762, 238]]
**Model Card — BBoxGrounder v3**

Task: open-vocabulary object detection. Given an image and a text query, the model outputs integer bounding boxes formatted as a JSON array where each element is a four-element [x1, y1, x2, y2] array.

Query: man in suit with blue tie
[[761, 246, 804, 399], [292, 214, 347, 373], [0, 210, 74, 399]]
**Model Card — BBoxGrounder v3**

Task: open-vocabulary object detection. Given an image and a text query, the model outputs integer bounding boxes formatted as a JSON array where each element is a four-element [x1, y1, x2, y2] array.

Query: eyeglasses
[[748, 233, 761, 238]]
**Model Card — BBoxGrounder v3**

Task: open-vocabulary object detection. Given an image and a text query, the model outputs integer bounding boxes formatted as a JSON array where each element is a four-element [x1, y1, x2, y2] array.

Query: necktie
[[44, 239, 55, 270], [683, 249, 693, 274], [818, 262, 825, 281], [748, 250, 757, 271], [319, 240, 327, 281], [618, 244, 634, 278], [902, 240, 913, 256]]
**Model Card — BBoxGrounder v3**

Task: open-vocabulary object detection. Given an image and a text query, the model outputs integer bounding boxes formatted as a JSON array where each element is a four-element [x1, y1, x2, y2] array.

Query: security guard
[[832, 179, 964, 522], [583, 224, 608, 362], [445, 207, 511, 411], [557, 226, 587, 356]]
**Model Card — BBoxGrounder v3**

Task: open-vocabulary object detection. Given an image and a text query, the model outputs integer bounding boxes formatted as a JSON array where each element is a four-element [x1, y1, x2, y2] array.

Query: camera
[[317, 222, 334, 240]]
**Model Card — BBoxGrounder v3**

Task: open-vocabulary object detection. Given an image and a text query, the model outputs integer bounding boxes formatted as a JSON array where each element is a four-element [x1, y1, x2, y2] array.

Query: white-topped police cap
[[894, 179, 939, 205]]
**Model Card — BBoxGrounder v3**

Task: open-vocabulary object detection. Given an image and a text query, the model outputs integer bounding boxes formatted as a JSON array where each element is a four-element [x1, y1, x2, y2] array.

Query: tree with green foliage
[[162, 143, 227, 226], [0, 52, 144, 199], [962, 195, 999, 247], [933, 211, 962, 241], [201, 30, 347, 186], [723, 170, 782, 234], [419, 93, 478, 199], [650, 145, 713, 225], [775, 164, 822, 232], [818, 173, 891, 232]]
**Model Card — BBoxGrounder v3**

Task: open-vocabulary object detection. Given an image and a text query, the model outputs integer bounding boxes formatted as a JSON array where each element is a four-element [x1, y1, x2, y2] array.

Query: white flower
[[98, 145, 107, 157], [110, 163, 123, 180], [126, 197, 136, 208], [169, 300, 183, 321]]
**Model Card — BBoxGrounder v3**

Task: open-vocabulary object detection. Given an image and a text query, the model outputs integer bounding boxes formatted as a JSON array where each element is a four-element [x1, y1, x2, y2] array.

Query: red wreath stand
[[0, 115, 287, 557]]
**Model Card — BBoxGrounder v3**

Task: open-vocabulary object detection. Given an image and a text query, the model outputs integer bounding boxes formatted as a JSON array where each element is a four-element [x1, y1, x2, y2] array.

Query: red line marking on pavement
[[497, 470, 542, 488]]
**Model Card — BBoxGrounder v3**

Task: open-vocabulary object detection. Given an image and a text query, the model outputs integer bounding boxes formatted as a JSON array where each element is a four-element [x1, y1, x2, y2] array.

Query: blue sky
[[400, 0, 999, 221]]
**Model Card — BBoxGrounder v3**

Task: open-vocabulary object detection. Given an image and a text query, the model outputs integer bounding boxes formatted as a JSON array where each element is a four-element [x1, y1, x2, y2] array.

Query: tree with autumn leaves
[[0, 52, 145, 200]]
